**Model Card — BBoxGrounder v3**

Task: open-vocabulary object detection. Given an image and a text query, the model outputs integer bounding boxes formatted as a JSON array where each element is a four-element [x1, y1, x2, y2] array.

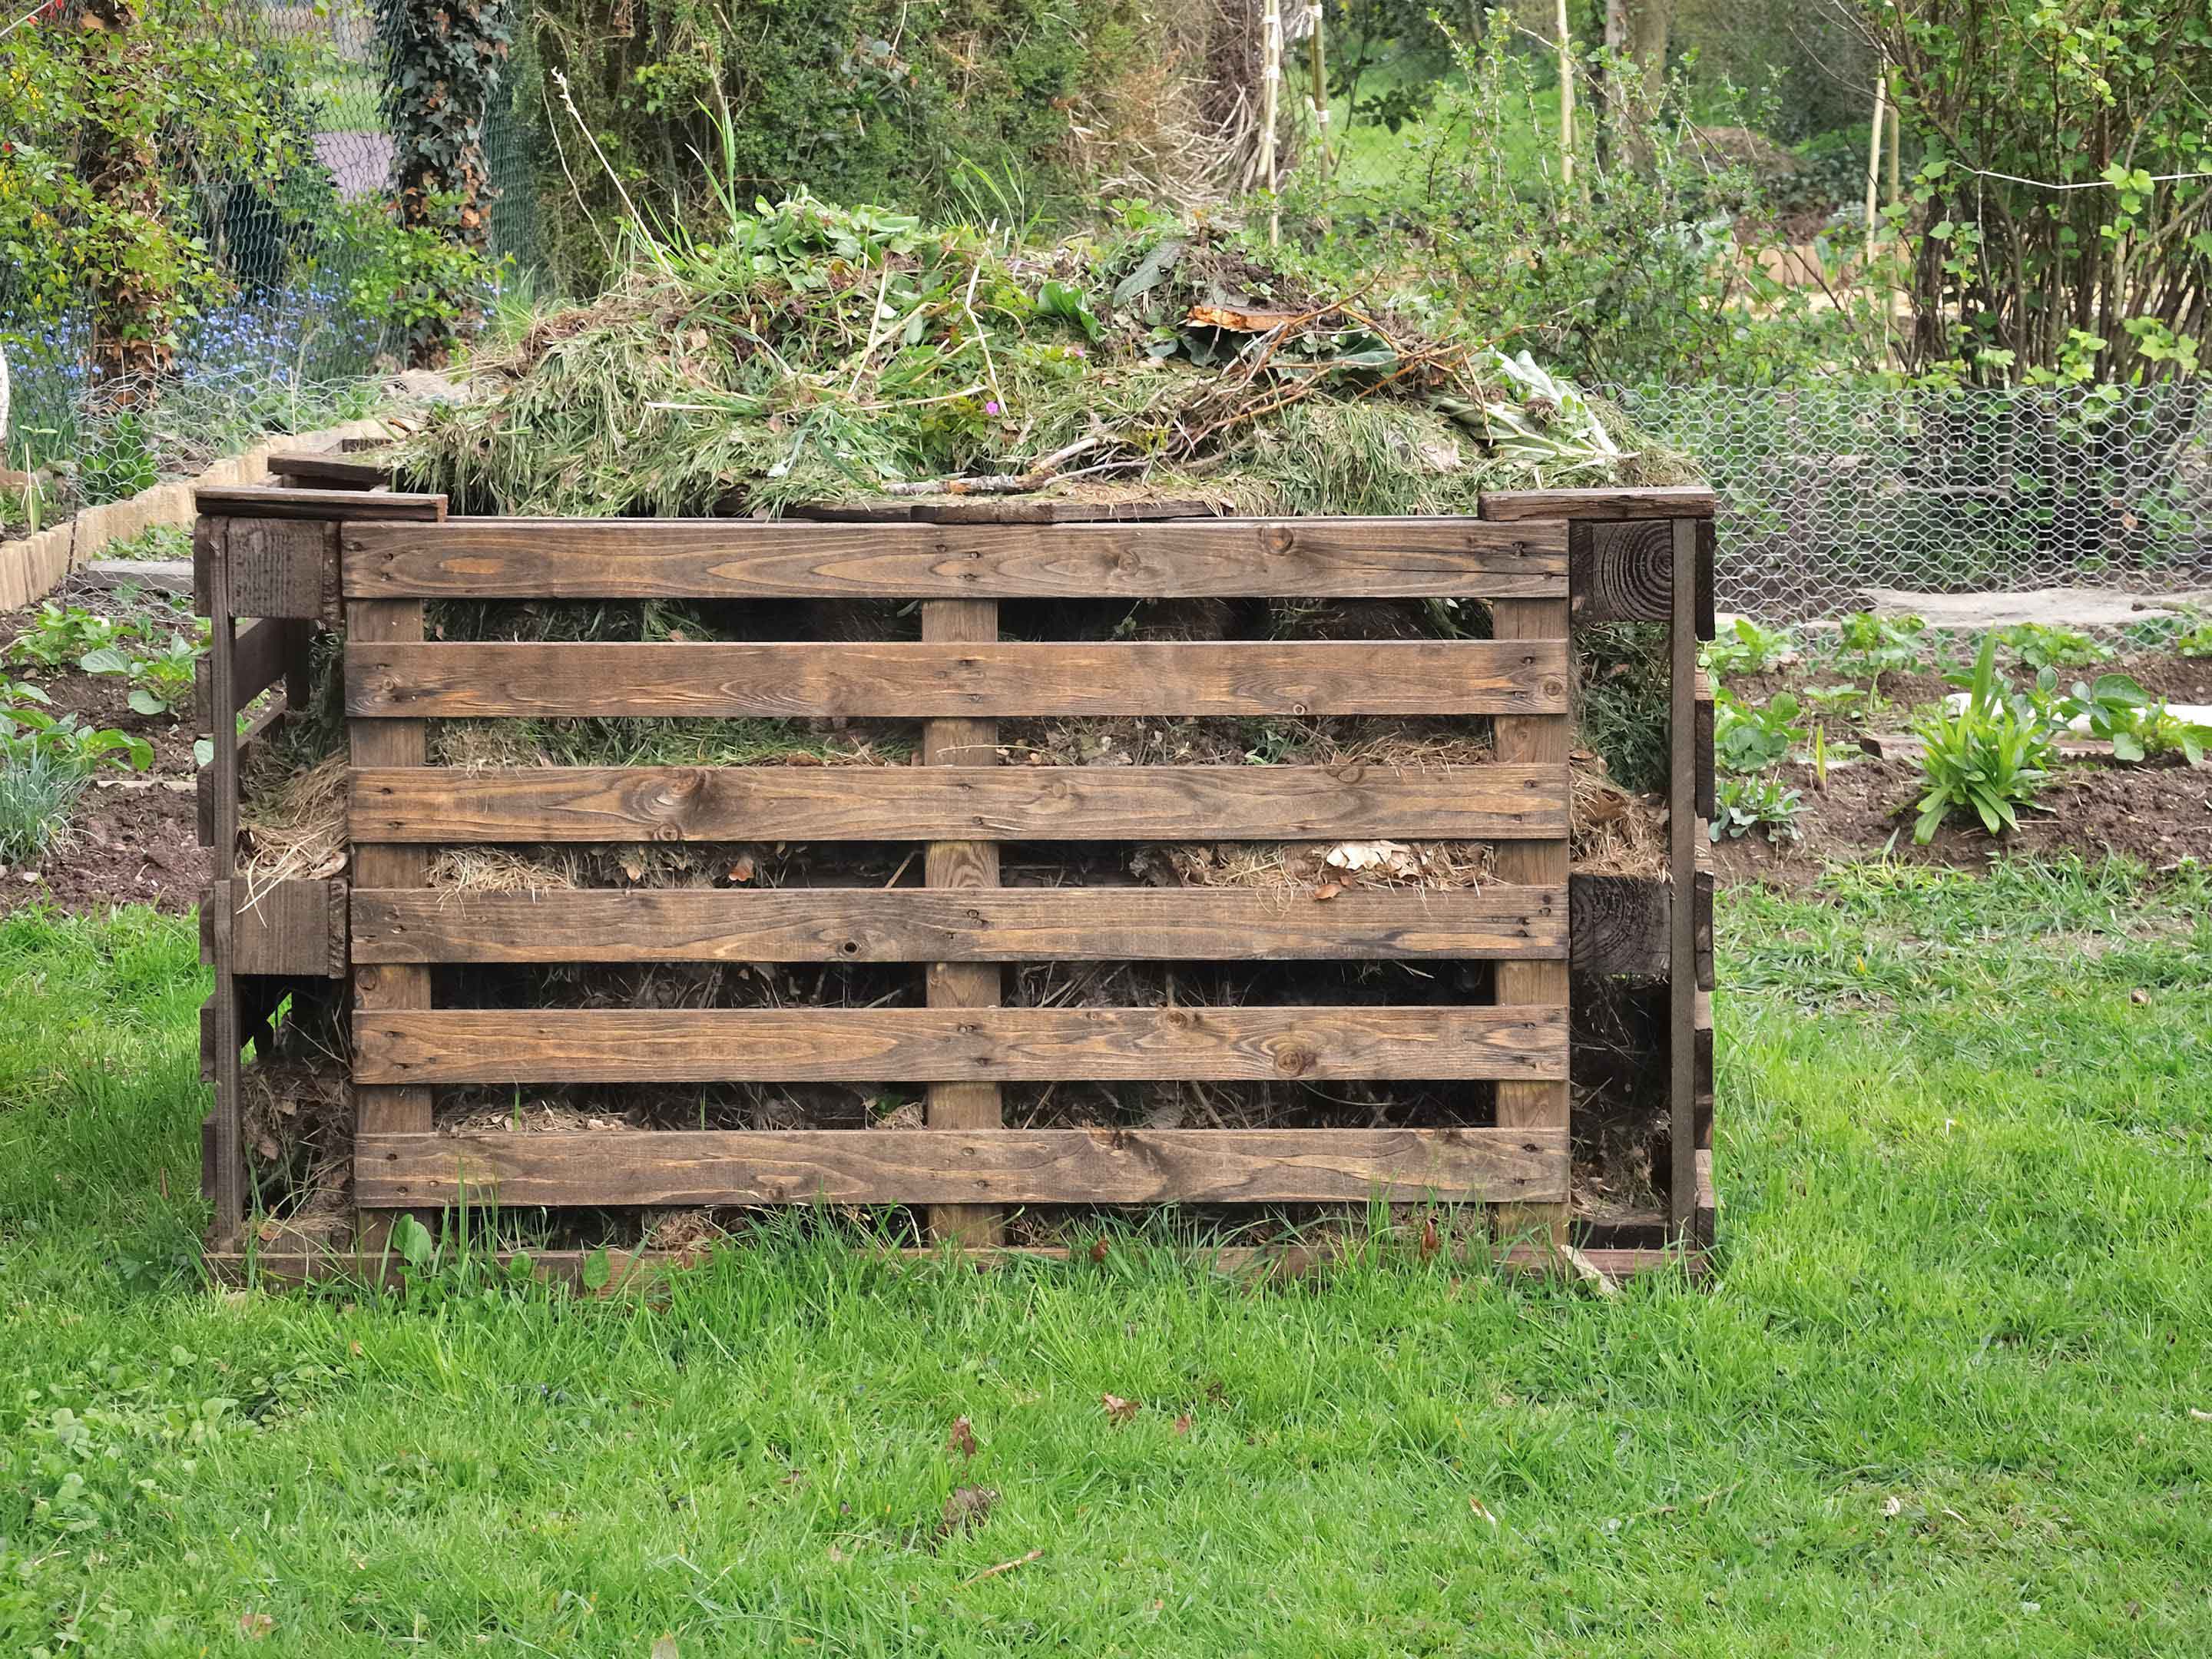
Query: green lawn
[[2, 859, 2209, 1656]]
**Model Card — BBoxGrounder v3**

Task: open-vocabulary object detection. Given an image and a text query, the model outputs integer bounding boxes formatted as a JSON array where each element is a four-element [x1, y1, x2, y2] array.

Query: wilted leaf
[[238, 1613, 275, 1641], [948, 1416, 979, 1460], [1468, 1495, 1499, 1528], [652, 1636, 680, 1659], [1088, 1237, 1110, 1264], [1173, 1412, 1192, 1437], [941, 1485, 996, 1532], [1419, 1214, 1441, 1259], [1313, 882, 1343, 901], [1101, 1393, 1138, 1426], [727, 853, 755, 883], [1184, 303, 1302, 332]]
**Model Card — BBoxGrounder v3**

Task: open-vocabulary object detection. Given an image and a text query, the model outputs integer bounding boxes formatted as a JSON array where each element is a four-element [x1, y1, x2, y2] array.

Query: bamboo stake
[[1306, 2, 1331, 176], [1555, 0, 1575, 197], [1864, 54, 1888, 273], [1262, 0, 1283, 246]]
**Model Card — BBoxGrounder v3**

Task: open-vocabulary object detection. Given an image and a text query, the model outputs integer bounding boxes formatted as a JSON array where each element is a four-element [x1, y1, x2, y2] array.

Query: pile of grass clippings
[[392, 196, 1690, 518]]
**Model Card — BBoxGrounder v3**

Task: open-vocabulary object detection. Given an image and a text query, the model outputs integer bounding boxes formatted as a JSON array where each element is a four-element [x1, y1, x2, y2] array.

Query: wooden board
[[349, 763, 1570, 844], [343, 639, 1572, 719], [352, 1005, 1569, 1085], [355, 1126, 1571, 1207], [196, 485, 445, 522], [224, 518, 336, 622], [1569, 518, 1674, 623], [343, 517, 1568, 601], [1481, 486, 1715, 523], [211, 879, 346, 977], [1668, 518, 1700, 1237], [265, 451, 392, 489], [194, 616, 291, 732], [349, 885, 1571, 964]]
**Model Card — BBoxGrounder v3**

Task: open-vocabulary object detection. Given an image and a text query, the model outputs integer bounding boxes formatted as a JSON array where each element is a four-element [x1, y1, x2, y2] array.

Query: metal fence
[[1610, 381, 2212, 621]]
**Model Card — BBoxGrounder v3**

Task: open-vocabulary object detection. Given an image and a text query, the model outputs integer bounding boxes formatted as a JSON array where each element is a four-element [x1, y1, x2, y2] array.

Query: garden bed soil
[[1, 588, 204, 915]]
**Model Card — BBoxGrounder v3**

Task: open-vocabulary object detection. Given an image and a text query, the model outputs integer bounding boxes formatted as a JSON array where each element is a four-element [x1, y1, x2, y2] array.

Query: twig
[[956, 1548, 1043, 1589], [959, 260, 1005, 416]]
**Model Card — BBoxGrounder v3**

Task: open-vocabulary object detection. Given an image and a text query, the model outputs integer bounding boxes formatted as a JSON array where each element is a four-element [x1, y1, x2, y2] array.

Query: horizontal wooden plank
[[349, 884, 1568, 964], [265, 451, 393, 489], [352, 1004, 1568, 1085], [227, 879, 347, 977], [349, 763, 1568, 844], [1480, 486, 1715, 523], [355, 1125, 1570, 1207], [223, 518, 336, 622], [344, 640, 1571, 719], [197, 485, 445, 522], [194, 617, 290, 732], [343, 517, 1568, 600]]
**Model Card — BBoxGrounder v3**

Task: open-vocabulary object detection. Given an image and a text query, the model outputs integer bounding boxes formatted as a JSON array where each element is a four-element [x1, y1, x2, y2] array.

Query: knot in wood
[[1263, 526, 1294, 554], [1273, 1044, 1316, 1078]]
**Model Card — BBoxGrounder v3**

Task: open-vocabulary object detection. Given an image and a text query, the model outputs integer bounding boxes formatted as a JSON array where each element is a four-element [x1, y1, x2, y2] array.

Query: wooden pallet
[[197, 475, 1718, 1277]]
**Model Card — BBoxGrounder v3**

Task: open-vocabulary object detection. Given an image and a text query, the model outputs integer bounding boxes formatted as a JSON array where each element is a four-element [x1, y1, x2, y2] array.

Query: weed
[[1714, 688, 1805, 773], [1797, 681, 1876, 724], [1710, 774, 1805, 843], [4, 603, 138, 672], [1997, 621, 2111, 672], [0, 696, 154, 777], [1701, 617, 1793, 677], [1910, 634, 2061, 841], [1828, 611, 1933, 690], [78, 630, 204, 719], [2068, 673, 2211, 766]]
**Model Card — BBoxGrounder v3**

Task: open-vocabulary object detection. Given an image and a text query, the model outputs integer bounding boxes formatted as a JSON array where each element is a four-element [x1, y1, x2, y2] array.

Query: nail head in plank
[[352, 1005, 1570, 1086], [356, 1126, 1571, 1207], [347, 763, 1571, 844], [343, 639, 1573, 719], [349, 885, 1571, 964], [341, 517, 1568, 600]]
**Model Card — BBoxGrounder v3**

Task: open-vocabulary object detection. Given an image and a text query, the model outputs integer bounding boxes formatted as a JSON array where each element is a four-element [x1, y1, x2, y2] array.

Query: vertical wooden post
[[1668, 518, 1699, 1240], [1492, 594, 1571, 1255], [920, 598, 1004, 1247], [349, 597, 432, 1254], [205, 518, 247, 1242]]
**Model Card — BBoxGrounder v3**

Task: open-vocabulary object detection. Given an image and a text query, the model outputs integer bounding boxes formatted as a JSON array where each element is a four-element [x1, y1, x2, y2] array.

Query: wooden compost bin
[[194, 460, 1716, 1284]]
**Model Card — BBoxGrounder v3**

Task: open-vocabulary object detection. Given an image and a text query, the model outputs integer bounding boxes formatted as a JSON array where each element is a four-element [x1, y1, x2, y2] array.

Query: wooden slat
[[343, 639, 1571, 719], [265, 451, 392, 489], [223, 518, 336, 621], [1490, 593, 1573, 1257], [224, 879, 347, 977], [348, 597, 433, 1255], [349, 763, 1568, 844], [349, 885, 1570, 964], [342, 517, 1568, 600], [1668, 518, 1700, 1239], [919, 597, 1005, 1247], [194, 617, 290, 732], [1481, 486, 1715, 523], [1567, 875, 1669, 976], [355, 1126, 1570, 1207], [1694, 667, 1715, 820], [206, 535, 247, 1242], [352, 1005, 1569, 1085], [197, 485, 445, 522]]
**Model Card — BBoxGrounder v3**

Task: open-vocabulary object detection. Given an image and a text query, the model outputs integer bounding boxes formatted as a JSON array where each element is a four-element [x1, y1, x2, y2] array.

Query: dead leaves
[[948, 1415, 979, 1460], [651, 1637, 680, 1659], [237, 1613, 276, 1641], [1101, 1392, 1140, 1426], [940, 1485, 997, 1534]]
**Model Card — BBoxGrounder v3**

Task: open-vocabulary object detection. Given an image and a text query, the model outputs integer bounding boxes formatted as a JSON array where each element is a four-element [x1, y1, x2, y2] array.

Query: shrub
[[1909, 634, 2062, 842]]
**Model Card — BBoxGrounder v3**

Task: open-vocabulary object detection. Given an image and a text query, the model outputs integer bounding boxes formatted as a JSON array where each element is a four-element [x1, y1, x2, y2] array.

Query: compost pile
[[240, 199, 1692, 1243], [393, 195, 1684, 518]]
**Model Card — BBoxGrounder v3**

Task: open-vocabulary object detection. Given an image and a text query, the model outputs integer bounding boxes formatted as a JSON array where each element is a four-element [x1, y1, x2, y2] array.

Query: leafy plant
[[2068, 674, 2211, 766], [1829, 612, 1932, 689], [80, 631, 204, 719], [0, 701, 154, 777], [5, 604, 144, 672], [0, 747, 86, 865], [1909, 634, 2063, 843], [1714, 689, 1805, 774], [1710, 775, 1806, 843], [1998, 623, 2111, 673], [1702, 618, 1793, 677], [1798, 681, 1876, 724]]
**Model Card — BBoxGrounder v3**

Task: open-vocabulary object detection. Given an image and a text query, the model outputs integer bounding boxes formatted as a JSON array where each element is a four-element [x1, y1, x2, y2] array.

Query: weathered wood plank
[[355, 1126, 1571, 1207], [347, 598, 432, 1255], [342, 517, 1568, 600], [1490, 594, 1574, 1253], [349, 763, 1570, 844], [224, 518, 336, 621], [349, 885, 1571, 964], [1668, 518, 1700, 1239], [1568, 518, 1674, 622], [265, 451, 392, 489], [343, 639, 1572, 719], [229, 879, 347, 978], [1567, 875, 1669, 976], [1694, 667, 1715, 821], [206, 538, 247, 1243], [1481, 486, 1715, 523], [194, 616, 290, 732], [352, 1005, 1569, 1085], [920, 597, 1005, 1247], [197, 485, 445, 522]]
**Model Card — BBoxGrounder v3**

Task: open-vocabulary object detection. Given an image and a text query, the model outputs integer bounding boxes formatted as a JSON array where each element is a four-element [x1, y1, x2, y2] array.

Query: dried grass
[[236, 752, 348, 893], [1570, 764, 1668, 878]]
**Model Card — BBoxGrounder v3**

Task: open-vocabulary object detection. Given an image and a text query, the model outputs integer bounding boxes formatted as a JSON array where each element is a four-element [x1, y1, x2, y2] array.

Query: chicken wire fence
[[0, 0, 538, 465], [1607, 381, 2212, 623]]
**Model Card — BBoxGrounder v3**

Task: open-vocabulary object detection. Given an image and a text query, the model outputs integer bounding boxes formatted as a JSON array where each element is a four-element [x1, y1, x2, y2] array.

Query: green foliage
[[0, 1, 317, 371], [1714, 688, 1804, 773], [1826, 611, 1933, 687], [5, 604, 134, 673], [0, 679, 152, 781], [1701, 617, 1793, 677], [75, 409, 159, 506], [328, 192, 502, 350], [2066, 673, 2211, 766], [0, 747, 86, 865], [1998, 622, 2112, 673], [78, 631, 203, 720], [523, 0, 1161, 294], [1710, 773, 1805, 843], [1909, 634, 2062, 842], [1869, 0, 2212, 384], [1797, 681, 1877, 724]]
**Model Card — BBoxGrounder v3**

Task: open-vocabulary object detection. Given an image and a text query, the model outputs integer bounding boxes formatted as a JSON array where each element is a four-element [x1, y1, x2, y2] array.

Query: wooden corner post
[[1668, 517, 1700, 1240], [204, 518, 248, 1243], [920, 598, 1005, 1247]]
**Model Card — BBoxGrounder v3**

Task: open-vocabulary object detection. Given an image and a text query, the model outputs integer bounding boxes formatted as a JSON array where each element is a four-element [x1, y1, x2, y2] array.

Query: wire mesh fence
[[1610, 381, 2212, 621]]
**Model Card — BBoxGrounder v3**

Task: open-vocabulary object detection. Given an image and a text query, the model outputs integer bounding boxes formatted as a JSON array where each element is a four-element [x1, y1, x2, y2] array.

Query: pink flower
[[1068, 346, 1087, 359], [985, 399, 1002, 416]]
